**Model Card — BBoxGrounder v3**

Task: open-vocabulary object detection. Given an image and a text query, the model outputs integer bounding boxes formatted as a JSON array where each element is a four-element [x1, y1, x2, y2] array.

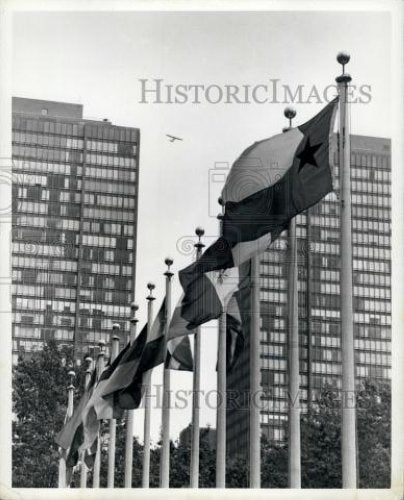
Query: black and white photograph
[[0, 1, 402, 498]]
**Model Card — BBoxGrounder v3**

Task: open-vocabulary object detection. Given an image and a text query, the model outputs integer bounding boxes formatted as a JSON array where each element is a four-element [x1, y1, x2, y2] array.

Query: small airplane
[[166, 134, 183, 143]]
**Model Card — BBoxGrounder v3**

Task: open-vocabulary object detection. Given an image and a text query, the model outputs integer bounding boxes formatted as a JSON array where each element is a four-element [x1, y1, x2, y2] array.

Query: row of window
[[352, 206, 390, 220], [81, 234, 118, 248], [15, 215, 80, 232], [356, 352, 390, 366], [13, 145, 84, 163], [353, 286, 391, 299], [14, 297, 75, 313], [80, 275, 132, 290], [84, 193, 135, 209], [17, 173, 48, 187], [12, 241, 76, 259], [86, 153, 136, 169], [13, 283, 77, 300], [352, 219, 390, 234], [79, 289, 130, 304], [354, 312, 391, 326], [354, 338, 390, 352], [356, 366, 390, 379], [352, 246, 390, 260], [13, 117, 84, 136], [353, 259, 390, 273], [87, 139, 136, 154], [13, 325, 42, 338], [352, 193, 390, 207], [354, 272, 390, 287], [352, 233, 390, 246], [311, 362, 341, 375], [13, 159, 82, 176], [356, 299, 391, 313], [89, 263, 133, 276], [84, 179, 136, 195], [80, 221, 134, 237], [83, 206, 135, 222], [13, 132, 84, 150], [351, 166, 390, 182], [351, 180, 391, 195], [13, 255, 78, 272], [85, 165, 136, 181]]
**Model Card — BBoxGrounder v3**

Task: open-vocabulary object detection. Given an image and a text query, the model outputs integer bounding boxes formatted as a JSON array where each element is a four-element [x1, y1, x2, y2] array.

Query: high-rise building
[[11, 97, 139, 363], [226, 135, 391, 456]]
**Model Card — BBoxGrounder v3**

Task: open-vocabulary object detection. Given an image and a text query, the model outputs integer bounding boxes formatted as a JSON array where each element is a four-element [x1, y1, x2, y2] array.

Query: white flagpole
[[124, 302, 139, 488], [93, 340, 106, 488], [160, 258, 174, 487], [249, 255, 261, 488], [107, 324, 121, 487], [142, 282, 155, 488], [335, 51, 357, 488], [283, 108, 302, 488], [80, 356, 93, 488], [216, 199, 226, 488], [58, 369, 75, 487], [190, 227, 205, 488]]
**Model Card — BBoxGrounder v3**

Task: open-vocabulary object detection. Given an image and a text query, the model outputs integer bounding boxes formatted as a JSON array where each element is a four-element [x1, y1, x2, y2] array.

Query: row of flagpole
[[58, 52, 357, 489]]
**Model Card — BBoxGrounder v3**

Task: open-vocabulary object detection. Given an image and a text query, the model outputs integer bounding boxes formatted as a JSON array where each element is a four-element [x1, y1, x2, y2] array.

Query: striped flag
[[175, 97, 339, 331], [101, 300, 166, 409], [55, 370, 97, 463], [75, 344, 131, 455]]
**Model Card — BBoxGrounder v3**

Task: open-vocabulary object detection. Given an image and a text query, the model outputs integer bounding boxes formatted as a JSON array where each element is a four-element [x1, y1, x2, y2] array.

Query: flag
[[168, 265, 245, 338], [77, 342, 132, 455], [101, 299, 167, 409], [55, 369, 96, 451], [225, 261, 251, 372], [165, 335, 193, 371], [177, 98, 339, 329]]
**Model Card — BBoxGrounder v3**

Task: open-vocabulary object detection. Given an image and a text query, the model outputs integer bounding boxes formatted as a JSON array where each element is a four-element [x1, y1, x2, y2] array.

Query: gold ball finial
[[130, 302, 139, 312], [337, 51, 350, 66], [195, 227, 205, 237], [147, 282, 155, 292], [284, 106, 296, 120], [165, 256, 174, 267]]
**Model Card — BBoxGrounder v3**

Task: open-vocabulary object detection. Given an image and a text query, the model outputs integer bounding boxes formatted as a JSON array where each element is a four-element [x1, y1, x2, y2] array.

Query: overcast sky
[[12, 9, 392, 444]]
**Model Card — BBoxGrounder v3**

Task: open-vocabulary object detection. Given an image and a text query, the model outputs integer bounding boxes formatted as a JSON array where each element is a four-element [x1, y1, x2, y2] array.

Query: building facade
[[11, 97, 139, 363], [226, 135, 391, 456]]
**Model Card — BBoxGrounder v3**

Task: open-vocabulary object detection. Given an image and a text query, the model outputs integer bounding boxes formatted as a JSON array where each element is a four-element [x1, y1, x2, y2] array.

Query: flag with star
[[176, 97, 338, 329]]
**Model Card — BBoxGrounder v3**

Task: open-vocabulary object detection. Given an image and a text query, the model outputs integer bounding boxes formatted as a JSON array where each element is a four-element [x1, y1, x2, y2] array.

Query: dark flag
[[173, 97, 339, 331]]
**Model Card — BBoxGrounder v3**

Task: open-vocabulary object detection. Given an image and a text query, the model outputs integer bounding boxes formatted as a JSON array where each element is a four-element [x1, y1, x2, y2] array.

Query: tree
[[356, 380, 390, 488], [12, 340, 80, 487], [300, 381, 391, 488]]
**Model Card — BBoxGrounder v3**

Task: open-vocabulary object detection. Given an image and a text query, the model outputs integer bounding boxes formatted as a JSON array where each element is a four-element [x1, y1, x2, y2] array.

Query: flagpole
[[80, 356, 93, 488], [58, 369, 75, 487], [107, 324, 121, 487], [335, 51, 357, 489], [124, 302, 139, 488], [249, 255, 261, 488], [283, 107, 301, 488], [93, 340, 105, 488], [160, 257, 174, 487], [216, 199, 226, 488], [190, 226, 205, 488], [142, 282, 155, 488]]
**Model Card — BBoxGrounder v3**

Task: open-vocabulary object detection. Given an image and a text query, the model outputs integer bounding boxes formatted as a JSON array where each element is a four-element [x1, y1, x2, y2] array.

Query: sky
[[12, 8, 392, 444]]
